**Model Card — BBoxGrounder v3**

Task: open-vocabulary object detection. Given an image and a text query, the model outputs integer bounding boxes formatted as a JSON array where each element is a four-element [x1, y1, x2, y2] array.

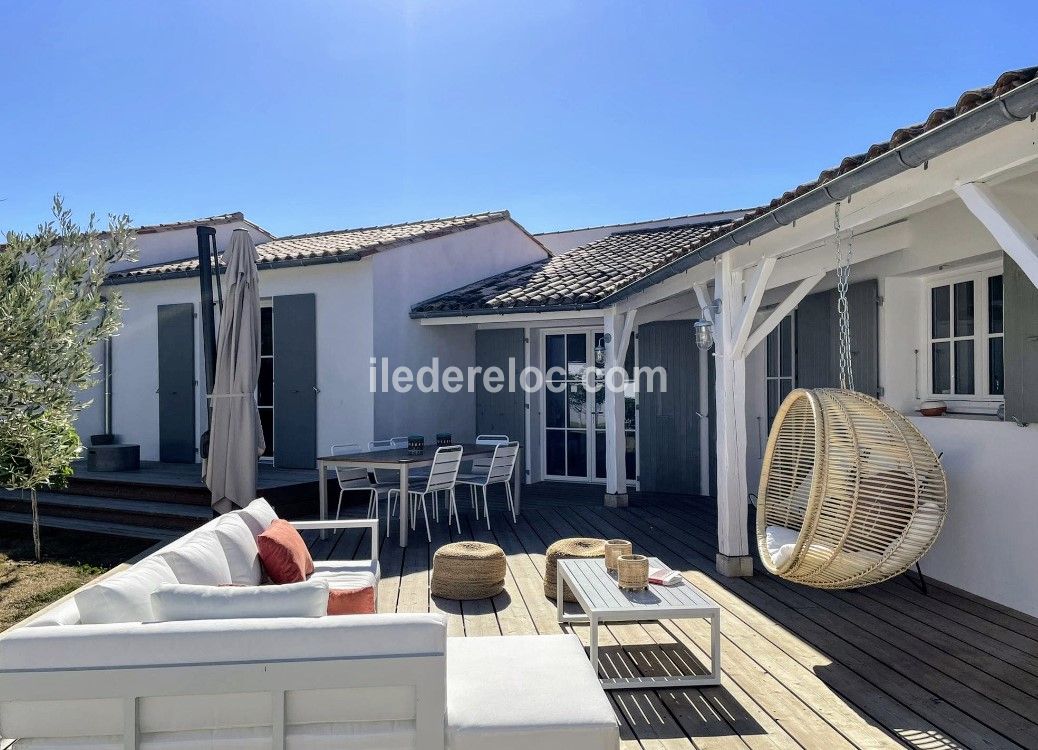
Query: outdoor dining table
[[316, 443, 522, 546]]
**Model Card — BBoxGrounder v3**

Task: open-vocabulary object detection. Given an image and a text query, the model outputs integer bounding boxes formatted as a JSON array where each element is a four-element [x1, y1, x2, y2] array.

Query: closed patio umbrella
[[205, 229, 265, 514]]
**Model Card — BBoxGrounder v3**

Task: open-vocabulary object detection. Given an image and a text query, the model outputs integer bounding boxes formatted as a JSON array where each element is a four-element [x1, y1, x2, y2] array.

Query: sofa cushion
[[312, 559, 380, 581], [326, 586, 377, 615], [73, 557, 178, 625], [214, 514, 263, 585], [158, 530, 233, 586], [151, 580, 329, 622], [0, 613, 448, 670], [258, 520, 314, 584], [447, 634, 618, 750], [237, 497, 278, 537]]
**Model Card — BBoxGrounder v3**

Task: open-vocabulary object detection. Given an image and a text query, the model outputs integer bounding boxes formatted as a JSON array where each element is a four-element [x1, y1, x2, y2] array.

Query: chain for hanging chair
[[833, 202, 855, 391]]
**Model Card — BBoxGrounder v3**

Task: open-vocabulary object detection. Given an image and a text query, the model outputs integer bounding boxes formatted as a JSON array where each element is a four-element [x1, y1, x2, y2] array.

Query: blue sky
[[3, 1, 1036, 237]]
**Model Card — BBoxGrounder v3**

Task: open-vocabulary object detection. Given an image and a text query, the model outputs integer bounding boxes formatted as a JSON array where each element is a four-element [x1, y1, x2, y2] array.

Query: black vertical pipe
[[197, 226, 218, 440]]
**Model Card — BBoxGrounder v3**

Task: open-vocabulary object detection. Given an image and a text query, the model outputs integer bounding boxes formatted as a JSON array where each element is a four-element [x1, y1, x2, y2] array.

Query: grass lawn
[[0, 523, 154, 631]]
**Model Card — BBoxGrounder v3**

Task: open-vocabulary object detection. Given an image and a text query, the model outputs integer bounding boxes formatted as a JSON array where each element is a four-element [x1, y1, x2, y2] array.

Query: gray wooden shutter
[[475, 329, 526, 441], [273, 294, 317, 469], [795, 289, 837, 389], [1004, 253, 1038, 424], [157, 303, 196, 463], [638, 321, 699, 494], [795, 280, 880, 397]]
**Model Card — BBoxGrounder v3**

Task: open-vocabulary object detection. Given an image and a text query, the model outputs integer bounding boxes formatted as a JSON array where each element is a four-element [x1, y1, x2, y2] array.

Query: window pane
[[625, 434, 636, 480], [623, 334, 635, 378], [989, 337, 1004, 396], [779, 378, 793, 403], [258, 359, 273, 406], [624, 394, 636, 431], [566, 432, 587, 477], [988, 275, 1004, 334], [594, 388, 605, 429], [567, 384, 587, 428], [545, 430, 565, 475], [779, 316, 793, 378], [766, 328, 779, 377], [545, 388, 565, 428], [259, 408, 274, 458], [931, 286, 950, 338], [954, 280, 974, 337], [954, 339, 975, 394], [546, 335, 565, 374], [932, 342, 951, 394], [767, 380, 781, 426], [567, 333, 586, 378], [595, 432, 606, 480], [260, 307, 273, 356]]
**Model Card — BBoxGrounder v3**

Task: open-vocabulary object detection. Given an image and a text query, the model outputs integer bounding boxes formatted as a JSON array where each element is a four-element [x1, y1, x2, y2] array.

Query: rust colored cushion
[[326, 586, 376, 615], [257, 520, 314, 584]]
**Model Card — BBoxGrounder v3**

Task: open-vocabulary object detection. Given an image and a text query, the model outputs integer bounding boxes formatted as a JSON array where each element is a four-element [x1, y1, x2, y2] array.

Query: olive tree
[[0, 197, 136, 559]]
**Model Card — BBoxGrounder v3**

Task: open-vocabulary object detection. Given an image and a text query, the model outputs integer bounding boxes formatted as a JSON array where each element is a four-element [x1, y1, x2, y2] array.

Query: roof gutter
[[412, 300, 606, 319], [595, 75, 1038, 307]]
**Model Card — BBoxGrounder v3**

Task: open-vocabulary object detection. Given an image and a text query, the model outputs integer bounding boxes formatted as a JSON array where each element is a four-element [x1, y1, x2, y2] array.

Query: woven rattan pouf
[[431, 541, 507, 601], [543, 537, 605, 602]]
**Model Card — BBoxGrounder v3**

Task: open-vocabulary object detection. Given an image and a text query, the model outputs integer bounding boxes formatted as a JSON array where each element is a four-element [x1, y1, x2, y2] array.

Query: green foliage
[[0, 197, 136, 556]]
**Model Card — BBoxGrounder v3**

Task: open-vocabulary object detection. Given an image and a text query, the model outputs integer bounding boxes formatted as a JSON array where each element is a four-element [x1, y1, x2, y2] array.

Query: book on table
[[648, 566, 683, 586]]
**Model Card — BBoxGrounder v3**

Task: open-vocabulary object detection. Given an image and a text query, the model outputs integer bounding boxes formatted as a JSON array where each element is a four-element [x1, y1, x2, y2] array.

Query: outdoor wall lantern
[[694, 299, 721, 351], [693, 319, 714, 351], [594, 333, 611, 366]]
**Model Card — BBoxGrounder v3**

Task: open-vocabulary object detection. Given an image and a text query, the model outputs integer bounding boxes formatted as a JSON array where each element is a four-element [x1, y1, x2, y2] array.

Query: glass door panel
[[544, 332, 592, 479]]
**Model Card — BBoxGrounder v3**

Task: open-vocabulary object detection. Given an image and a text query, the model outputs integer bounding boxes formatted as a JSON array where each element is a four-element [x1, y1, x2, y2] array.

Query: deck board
[[323, 483, 1038, 750]]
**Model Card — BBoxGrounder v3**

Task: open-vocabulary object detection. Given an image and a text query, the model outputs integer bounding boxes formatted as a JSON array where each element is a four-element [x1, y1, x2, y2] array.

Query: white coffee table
[[556, 557, 721, 689]]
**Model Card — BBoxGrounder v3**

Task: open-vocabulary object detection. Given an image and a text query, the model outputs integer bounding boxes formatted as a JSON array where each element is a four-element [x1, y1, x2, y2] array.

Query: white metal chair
[[469, 434, 508, 515], [456, 441, 519, 529], [388, 445, 464, 541], [368, 439, 406, 523], [330, 443, 379, 520]]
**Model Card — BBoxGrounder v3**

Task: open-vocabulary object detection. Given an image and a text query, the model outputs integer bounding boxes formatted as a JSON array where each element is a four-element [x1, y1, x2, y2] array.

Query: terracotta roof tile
[[109, 211, 511, 281], [412, 221, 730, 314]]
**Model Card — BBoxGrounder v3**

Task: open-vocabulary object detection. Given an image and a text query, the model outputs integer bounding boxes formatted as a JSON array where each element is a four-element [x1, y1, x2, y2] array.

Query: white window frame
[[764, 313, 796, 428], [539, 327, 639, 488], [258, 298, 275, 462], [922, 260, 1004, 412]]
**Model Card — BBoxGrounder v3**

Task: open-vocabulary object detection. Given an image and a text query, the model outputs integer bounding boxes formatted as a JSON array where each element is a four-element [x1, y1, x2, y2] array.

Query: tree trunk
[[31, 487, 41, 561]]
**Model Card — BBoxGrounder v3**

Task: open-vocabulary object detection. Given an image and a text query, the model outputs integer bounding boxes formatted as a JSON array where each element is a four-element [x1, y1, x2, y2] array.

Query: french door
[[542, 330, 637, 483]]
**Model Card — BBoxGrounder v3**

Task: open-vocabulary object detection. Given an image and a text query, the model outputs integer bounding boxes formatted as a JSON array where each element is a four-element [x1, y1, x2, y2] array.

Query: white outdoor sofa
[[0, 499, 618, 750]]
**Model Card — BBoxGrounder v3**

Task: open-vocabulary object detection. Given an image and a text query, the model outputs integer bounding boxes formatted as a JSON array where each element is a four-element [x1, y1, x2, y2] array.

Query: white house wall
[[110, 220, 271, 273], [912, 416, 1038, 618], [370, 220, 548, 442], [83, 262, 375, 462]]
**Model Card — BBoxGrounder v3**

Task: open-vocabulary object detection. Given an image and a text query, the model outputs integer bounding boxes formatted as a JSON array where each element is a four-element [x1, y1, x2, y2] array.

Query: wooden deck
[[308, 483, 1038, 750]]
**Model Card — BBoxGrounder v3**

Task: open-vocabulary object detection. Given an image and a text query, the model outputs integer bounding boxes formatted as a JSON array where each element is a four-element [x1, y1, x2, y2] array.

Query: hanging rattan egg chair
[[756, 388, 948, 589]]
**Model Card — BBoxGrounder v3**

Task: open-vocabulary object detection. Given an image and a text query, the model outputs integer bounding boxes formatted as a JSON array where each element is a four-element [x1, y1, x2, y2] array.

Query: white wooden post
[[712, 253, 774, 577], [955, 182, 1038, 289], [603, 308, 636, 508]]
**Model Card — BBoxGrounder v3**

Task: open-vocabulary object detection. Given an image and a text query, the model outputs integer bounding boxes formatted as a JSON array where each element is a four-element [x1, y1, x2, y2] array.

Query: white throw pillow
[[74, 556, 178, 624], [237, 497, 278, 537], [765, 525, 801, 568], [214, 514, 263, 585], [150, 580, 330, 622], [158, 531, 233, 586]]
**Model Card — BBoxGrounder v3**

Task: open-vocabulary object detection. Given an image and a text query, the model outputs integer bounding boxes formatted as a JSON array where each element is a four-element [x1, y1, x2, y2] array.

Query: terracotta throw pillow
[[327, 586, 376, 615], [257, 520, 314, 584]]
